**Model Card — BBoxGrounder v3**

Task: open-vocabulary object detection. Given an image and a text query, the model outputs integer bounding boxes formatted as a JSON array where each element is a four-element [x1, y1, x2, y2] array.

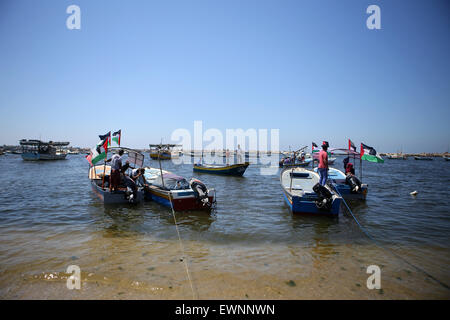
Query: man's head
[[118, 149, 124, 156]]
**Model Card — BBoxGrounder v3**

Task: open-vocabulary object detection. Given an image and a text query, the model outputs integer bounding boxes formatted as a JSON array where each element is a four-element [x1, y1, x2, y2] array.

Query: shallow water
[[0, 154, 449, 299]]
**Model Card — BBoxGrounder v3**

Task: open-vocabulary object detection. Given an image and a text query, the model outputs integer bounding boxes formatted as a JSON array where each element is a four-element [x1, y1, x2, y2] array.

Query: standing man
[[109, 149, 124, 192], [237, 144, 243, 164], [318, 142, 329, 186]]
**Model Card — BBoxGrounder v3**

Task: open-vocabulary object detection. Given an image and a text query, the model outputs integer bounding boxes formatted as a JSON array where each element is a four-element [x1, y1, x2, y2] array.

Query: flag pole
[[158, 142, 165, 189], [101, 135, 110, 189]]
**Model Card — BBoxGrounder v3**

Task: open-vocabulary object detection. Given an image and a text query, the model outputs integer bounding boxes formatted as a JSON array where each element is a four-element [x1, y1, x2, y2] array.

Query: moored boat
[[143, 167, 215, 211], [20, 139, 69, 160], [89, 165, 145, 204], [149, 144, 181, 160], [193, 162, 250, 176], [414, 156, 433, 160], [88, 147, 146, 204], [280, 167, 342, 215]]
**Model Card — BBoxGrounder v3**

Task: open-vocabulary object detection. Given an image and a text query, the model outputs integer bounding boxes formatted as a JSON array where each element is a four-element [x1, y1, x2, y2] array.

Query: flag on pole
[[312, 142, 319, 153], [112, 130, 121, 146], [96, 133, 110, 155], [349, 139, 356, 152], [360, 143, 384, 163], [86, 148, 107, 165]]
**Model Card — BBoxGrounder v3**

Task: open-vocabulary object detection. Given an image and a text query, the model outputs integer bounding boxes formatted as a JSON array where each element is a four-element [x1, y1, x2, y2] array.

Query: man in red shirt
[[318, 142, 329, 186]]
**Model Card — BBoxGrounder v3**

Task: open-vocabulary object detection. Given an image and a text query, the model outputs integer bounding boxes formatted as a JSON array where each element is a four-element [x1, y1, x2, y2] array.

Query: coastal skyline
[[0, 0, 449, 153]]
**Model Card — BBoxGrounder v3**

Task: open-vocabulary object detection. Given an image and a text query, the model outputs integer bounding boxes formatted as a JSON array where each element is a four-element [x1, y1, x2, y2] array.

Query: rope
[[333, 186, 450, 290], [167, 192, 197, 299]]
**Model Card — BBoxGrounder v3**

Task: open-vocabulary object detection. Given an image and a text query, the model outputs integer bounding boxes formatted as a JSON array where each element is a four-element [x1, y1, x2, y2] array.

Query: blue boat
[[313, 167, 368, 200], [193, 162, 250, 176], [280, 167, 342, 215]]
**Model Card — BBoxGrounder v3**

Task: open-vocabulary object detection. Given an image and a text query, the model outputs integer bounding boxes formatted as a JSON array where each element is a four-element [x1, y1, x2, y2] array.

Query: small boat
[[88, 148, 146, 204], [387, 153, 407, 160], [444, 156, 450, 161], [280, 167, 342, 215], [149, 144, 181, 160], [313, 167, 368, 200], [143, 167, 215, 211], [89, 165, 145, 204], [193, 162, 250, 176], [414, 156, 433, 161], [20, 139, 69, 160], [280, 157, 313, 168]]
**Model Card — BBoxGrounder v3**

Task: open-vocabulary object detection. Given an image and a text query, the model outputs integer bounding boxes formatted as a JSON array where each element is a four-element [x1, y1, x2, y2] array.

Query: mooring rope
[[168, 192, 197, 299], [333, 186, 450, 290]]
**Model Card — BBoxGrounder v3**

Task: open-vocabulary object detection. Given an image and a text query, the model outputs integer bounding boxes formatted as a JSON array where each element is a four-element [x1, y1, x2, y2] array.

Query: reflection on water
[[0, 154, 449, 299]]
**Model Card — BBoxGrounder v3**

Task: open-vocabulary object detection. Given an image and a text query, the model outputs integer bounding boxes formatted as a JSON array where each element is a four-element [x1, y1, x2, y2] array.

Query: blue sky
[[0, 0, 449, 152]]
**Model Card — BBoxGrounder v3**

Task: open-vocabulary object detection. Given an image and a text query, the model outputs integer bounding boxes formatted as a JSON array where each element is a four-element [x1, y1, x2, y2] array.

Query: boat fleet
[[9, 135, 448, 216]]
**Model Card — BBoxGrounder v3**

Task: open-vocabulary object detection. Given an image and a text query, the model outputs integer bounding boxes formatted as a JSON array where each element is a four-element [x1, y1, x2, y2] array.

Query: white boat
[[280, 167, 342, 215]]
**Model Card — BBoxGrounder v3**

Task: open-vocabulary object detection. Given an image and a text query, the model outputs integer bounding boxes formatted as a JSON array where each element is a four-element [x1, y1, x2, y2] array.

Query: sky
[[0, 0, 449, 152]]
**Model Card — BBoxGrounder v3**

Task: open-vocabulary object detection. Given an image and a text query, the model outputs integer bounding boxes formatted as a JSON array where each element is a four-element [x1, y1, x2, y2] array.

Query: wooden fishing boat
[[280, 167, 342, 215], [279, 157, 313, 168], [89, 165, 145, 204], [20, 139, 69, 160], [414, 156, 433, 160], [193, 162, 250, 176], [387, 153, 407, 160], [143, 167, 215, 211], [314, 167, 368, 200], [88, 147, 146, 204], [149, 144, 181, 160]]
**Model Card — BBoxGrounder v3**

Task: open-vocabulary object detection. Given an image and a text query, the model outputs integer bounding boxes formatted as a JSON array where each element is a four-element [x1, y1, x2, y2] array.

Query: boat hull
[[90, 180, 144, 204], [282, 188, 341, 215], [145, 187, 214, 211], [193, 162, 249, 176], [333, 184, 368, 200], [22, 152, 67, 161]]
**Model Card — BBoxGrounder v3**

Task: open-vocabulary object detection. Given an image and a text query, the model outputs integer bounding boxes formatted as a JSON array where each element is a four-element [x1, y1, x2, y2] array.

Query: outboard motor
[[189, 178, 210, 207], [313, 183, 333, 211], [346, 175, 362, 193]]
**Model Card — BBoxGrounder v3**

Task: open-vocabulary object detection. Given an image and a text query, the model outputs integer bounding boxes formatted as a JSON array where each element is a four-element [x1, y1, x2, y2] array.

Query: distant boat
[[193, 162, 250, 176], [143, 167, 215, 211], [444, 156, 450, 161], [387, 153, 407, 160], [280, 167, 342, 215], [149, 144, 182, 160], [414, 156, 433, 161], [20, 139, 69, 161]]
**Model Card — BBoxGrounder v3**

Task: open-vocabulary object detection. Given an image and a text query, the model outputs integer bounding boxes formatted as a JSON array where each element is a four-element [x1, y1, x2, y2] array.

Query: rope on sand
[[168, 192, 197, 299]]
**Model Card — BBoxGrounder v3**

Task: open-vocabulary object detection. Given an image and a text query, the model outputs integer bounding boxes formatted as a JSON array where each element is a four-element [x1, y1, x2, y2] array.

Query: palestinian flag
[[112, 130, 121, 146], [349, 139, 356, 152], [85, 148, 107, 166], [312, 142, 319, 153], [96, 133, 110, 155], [361, 143, 384, 163]]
